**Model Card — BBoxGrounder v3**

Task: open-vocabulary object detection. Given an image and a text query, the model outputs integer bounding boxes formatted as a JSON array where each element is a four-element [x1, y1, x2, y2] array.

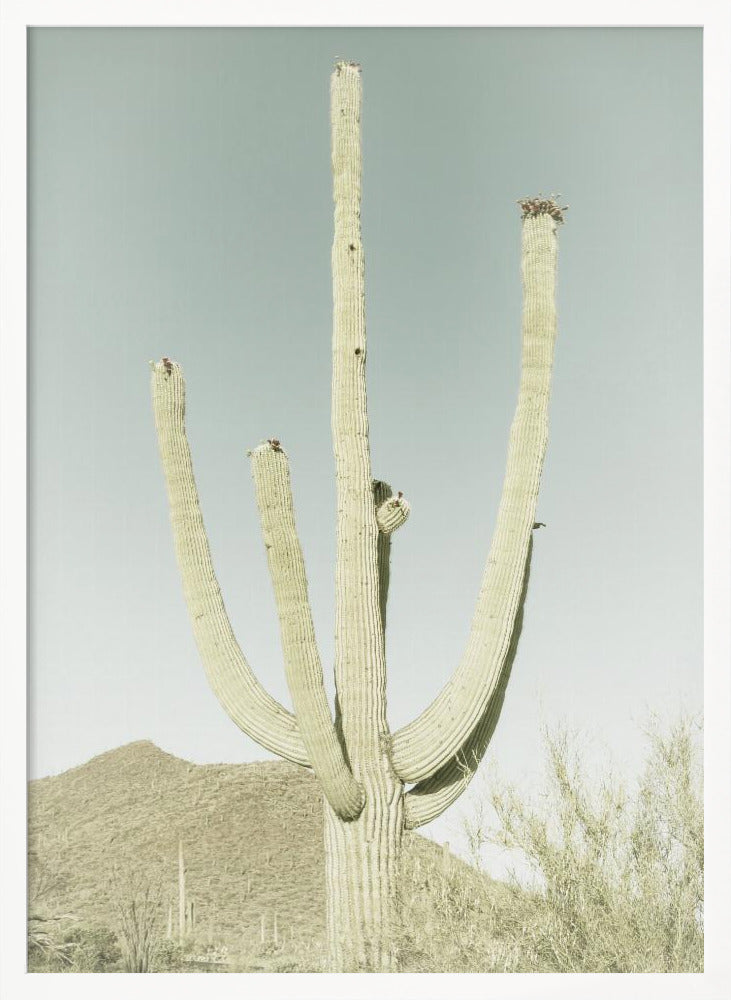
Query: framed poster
[[1, 4, 728, 998]]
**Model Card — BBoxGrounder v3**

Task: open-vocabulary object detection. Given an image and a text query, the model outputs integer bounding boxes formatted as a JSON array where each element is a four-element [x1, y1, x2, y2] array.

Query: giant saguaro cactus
[[150, 61, 565, 972]]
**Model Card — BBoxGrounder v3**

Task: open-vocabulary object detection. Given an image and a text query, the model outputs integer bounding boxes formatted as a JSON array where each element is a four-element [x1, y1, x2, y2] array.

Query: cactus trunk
[[324, 784, 404, 971], [151, 60, 564, 973], [323, 61, 405, 971]]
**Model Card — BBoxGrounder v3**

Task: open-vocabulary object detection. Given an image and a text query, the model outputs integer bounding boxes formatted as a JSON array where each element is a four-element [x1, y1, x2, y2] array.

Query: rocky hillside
[[28, 741, 492, 961]]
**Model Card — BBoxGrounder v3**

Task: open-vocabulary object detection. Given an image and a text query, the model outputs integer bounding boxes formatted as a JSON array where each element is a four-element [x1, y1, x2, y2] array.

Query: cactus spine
[[150, 61, 564, 972]]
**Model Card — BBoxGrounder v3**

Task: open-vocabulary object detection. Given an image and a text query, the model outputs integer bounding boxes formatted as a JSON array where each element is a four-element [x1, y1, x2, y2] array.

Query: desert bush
[[396, 714, 702, 972], [60, 923, 122, 972], [28, 914, 79, 971], [458, 713, 703, 972], [27, 850, 81, 971], [108, 868, 164, 972], [28, 916, 122, 973], [230, 936, 326, 973], [151, 936, 185, 972]]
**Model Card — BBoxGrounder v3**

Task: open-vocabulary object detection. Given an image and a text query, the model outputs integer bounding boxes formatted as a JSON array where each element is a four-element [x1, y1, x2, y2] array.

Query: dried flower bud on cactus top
[[517, 194, 569, 224], [334, 59, 361, 74]]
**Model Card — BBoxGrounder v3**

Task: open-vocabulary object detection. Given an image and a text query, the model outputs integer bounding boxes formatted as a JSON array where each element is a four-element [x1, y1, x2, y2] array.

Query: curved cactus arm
[[150, 360, 308, 766], [249, 441, 365, 820], [391, 202, 564, 783], [403, 540, 532, 829]]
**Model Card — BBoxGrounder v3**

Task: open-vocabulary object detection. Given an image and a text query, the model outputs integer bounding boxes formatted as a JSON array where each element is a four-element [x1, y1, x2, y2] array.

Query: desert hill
[[28, 741, 499, 966]]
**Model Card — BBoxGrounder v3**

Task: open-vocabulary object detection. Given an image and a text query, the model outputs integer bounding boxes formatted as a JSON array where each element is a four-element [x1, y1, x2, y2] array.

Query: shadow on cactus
[[151, 60, 565, 972]]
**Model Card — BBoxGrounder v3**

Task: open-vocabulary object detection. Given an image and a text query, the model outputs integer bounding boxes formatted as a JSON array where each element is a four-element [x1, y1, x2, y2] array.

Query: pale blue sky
[[28, 27, 701, 862]]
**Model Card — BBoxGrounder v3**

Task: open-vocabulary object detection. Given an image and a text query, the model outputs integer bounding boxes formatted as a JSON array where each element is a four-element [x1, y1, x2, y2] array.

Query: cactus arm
[[150, 360, 308, 766], [249, 441, 365, 820], [403, 540, 532, 829], [372, 481, 393, 634], [391, 204, 563, 783], [375, 489, 411, 537], [372, 479, 410, 635], [330, 62, 391, 766]]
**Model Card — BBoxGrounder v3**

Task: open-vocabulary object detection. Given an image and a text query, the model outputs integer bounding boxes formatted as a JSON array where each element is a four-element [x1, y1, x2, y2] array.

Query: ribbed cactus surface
[[249, 441, 364, 821], [150, 363, 307, 766], [151, 61, 564, 972], [391, 207, 560, 784]]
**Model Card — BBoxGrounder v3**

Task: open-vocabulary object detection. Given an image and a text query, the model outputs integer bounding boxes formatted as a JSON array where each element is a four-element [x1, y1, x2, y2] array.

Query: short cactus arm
[[372, 480, 410, 640], [375, 489, 410, 538], [403, 540, 532, 829], [249, 441, 364, 820], [391, 204, 563, 783], [150, 361, 308, 766]]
